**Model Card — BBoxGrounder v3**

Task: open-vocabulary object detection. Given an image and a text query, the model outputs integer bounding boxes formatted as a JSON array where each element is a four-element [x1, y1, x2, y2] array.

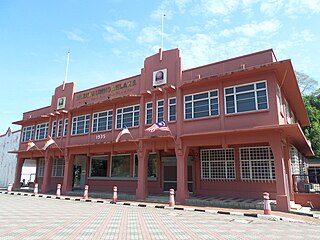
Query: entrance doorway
[[162, 156, 193, 192], [73, 155, 87, 189]]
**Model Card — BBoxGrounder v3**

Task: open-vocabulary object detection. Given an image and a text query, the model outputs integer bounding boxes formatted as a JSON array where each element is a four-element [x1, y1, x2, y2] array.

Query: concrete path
[[0, 193, 320, 239]]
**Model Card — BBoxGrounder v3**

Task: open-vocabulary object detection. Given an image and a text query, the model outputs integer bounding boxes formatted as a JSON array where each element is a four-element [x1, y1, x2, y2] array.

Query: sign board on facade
[[153, 69, 167, 87], [57, 97, 66, 110]]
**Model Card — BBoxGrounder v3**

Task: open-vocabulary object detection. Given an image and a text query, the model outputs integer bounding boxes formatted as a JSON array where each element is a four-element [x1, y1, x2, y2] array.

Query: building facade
[[12, 48, 313, 212], [0, 128, 20, 187]]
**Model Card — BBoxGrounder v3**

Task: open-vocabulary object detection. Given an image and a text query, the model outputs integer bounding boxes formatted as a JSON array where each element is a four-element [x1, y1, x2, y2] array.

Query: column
[[283, 142, 294, 201], [136, 144, 149, 200], [193, 149, 200, 195], [62, 153, 74, 194], [175, 144, 189, 204], [269, 136, 290, 212], [13, 158, 24, 190], [41, 154, 53, 193]]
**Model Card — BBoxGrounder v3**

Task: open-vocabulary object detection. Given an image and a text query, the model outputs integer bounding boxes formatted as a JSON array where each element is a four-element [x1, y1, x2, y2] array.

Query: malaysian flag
[[146, 121, 170, 132], [115, 125, 131, 142]]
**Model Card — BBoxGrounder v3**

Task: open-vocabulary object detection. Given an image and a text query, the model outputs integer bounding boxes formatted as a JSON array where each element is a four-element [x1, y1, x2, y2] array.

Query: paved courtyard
[[0, 194, 319, 239]]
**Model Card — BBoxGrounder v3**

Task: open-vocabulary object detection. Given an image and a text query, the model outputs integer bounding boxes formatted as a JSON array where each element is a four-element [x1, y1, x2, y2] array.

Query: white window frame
[[277, 85, 283, 115], [224, 80, 268, 114], [240, 146, 275, 181], [57, 119, 63, 137], [200, 148, 235, 180], [285, 99, 291, 124], [72, 114, 90, 135], [145, 102, 153, 125], [156, 99, 164, 122], [116, 105, 140, 129], [63, 119, 68, 136], [92, 110, 113, 133], [184, 90, 219, 120], [35, 123, 49, 140], [21, 125, 35, 142], [51, 121, 57, 138], [51, 158, 65, 177], [168, 97, 176, 122]]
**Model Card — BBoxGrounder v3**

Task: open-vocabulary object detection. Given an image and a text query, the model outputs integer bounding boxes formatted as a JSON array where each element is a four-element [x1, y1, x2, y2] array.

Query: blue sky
[[1, 0, 320, 134]]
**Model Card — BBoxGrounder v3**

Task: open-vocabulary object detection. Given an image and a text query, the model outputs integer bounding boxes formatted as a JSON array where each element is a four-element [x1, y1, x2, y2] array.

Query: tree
[[295, 71, 318, 95]]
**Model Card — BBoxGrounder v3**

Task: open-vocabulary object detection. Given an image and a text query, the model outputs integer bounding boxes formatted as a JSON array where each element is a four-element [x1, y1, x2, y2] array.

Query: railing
[[292, 174, 320, 193]]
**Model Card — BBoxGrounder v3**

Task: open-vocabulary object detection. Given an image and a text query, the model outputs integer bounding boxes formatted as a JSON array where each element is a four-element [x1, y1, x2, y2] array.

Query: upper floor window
[[51, 121, 57, 138], [184, 90, 219, 119], [57, 119, 63, 137], [63, 119, 68, 136], [168, 97, 176, 122], [225, 81, 268, 114], [21, 125, 34, 142], [92, 110, 113, 132], [72, 114, 90, 135], [35, 123, 49, 140], [146, 102, 153, 125], [116, 105, 140, 129], [157, 99, 164, 122]]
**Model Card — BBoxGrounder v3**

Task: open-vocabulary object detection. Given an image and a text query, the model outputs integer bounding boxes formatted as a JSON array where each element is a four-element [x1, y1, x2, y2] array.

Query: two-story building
[[12, 48, 313, 212]]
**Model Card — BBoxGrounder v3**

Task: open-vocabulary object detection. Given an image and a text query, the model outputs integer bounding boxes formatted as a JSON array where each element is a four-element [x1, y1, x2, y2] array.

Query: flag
[[146, 121, 170, 132], [26, 140, 35, 151], [43, 136, 55, 150], [115, 125, 131, 142]]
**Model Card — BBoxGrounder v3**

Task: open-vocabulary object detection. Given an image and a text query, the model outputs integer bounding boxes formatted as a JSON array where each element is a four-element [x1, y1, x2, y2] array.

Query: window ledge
[[225, 109, 269, 117]]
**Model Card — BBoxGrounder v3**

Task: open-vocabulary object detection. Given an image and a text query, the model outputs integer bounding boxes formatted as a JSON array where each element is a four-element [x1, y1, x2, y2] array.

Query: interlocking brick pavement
[[0, 193, 319, 239]]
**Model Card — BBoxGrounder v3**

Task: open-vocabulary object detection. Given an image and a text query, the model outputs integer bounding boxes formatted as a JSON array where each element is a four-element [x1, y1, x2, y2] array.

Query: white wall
[[0, 128, 20, 187]]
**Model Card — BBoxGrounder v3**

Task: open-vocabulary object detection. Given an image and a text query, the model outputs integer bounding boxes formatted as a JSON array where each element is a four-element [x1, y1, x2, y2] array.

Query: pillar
[[136, 144, 149, 200], [175, 144, 189, 204], [41, 154, 53, 193], [269, 136, 290, 212], [62, 153, 74, 194], [13, 158, 24, 190], [283, 142, 295, 201], [193, 149, 200, 195]]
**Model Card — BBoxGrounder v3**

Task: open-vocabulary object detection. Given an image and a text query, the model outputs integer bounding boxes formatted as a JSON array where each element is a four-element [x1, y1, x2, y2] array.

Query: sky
[[1, 0, 320, 134]]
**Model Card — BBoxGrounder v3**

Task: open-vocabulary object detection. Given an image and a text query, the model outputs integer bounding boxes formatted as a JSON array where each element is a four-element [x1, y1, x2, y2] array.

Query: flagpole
[[128, 132, 138, 147], [34, 145, 45, 156], [54, 142, 64, 153], [62, 50, 70, 90], [161, 14, 165, 50]]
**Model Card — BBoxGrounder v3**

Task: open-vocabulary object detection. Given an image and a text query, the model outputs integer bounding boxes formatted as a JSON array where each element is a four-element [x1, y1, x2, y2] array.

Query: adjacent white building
[[0, 128, 20, 187]]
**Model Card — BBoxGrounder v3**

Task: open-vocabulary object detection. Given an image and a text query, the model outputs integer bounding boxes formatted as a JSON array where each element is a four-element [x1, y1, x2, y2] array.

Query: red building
[[12, 48, 313, 212]]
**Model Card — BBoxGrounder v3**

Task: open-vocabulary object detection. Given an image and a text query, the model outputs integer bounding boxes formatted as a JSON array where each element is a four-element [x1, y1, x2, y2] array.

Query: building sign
[[57, 97, 66, 110], [153, 68, 167, 87]]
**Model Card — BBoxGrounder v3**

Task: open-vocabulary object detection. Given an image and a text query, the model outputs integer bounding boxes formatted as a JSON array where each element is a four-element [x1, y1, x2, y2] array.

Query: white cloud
[[114, 19, 136, 30], [136, 26, 161, 44], [260, 0, 285, 16], [103, 26, 128, 42], [197, 0, 240, 16], [219, 19, 282, 38], [62, 30, 88, 43]]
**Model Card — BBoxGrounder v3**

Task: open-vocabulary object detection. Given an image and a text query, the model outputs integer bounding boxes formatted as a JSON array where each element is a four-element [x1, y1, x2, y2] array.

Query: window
[[63, 119, 68, 136], [134, 153, 157, 178], [90, 156, 109, 177], [21, 125, 34, 142], [200, 149, 235, 180], [145, 102, 153, 125], [116, 105, 140, 129], [184, 90, 219, 119], [51, 121, 57, 138], [52, 158, 65, 177], [72, 114, 90, 135], [111, 155, 131, 177], [240, 147, 275, 180], [35, 123, 49, 140], [168, 98, 176, 122], [225, 81, 268, 114], [277, 85, 283, 115], [37, 158, 45, 177], [157, 99, 164, 122], [285, 99, 291, 124], [57, 120, 63, 137], [290, 145, 307, 182], [92, 110, 113, 132]]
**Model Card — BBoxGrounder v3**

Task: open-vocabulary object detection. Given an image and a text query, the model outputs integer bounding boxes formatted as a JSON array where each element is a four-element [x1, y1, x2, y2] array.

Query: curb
[[0, 191, 307, 223]]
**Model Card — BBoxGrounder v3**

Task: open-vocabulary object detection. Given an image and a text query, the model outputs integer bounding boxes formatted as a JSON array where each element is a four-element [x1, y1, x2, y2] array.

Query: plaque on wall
[[153, 68, 167, 87], [57, 97, 66, 110]]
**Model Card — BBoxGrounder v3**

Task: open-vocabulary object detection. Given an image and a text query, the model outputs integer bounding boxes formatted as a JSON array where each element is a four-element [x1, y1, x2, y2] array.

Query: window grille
[[72, 114, 90, 135], [116, 105, 140, 129], [145, 102, 153, 125], [57, 119, 63, 137], [240, 146, 275, 180], [200, 148, 235, 180], [51, 121, 57, 138], [168, 97, 176, 122], [225, 81, 268, 114], [37, 158, 45, 177], [63, 119, 68, 136], [157, 99, 164, 122], [92, 110, 113, 132], [290, 145, 307, 182], [22, 125, 34, 142], [35, 123, 49, 140], [52, 158, 65, 177], [184, 90, 219, 120]]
